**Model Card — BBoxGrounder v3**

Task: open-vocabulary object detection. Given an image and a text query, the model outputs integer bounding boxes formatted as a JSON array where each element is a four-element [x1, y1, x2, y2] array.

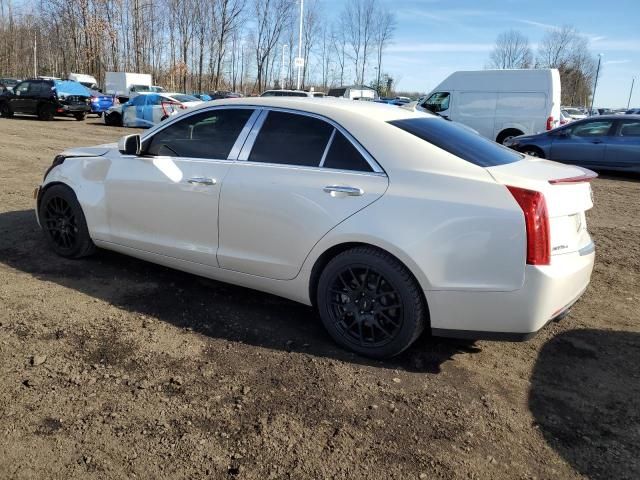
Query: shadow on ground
[[530, 329, 640, 479], [0, 209, 479, 373]]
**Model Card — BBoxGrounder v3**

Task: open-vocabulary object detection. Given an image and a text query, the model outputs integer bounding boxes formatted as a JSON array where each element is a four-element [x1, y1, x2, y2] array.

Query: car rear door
[[217, 109, 389, 280], [104, 107, 258, 266], [549, 119, 614, 167], [603, 119, 640, 171]]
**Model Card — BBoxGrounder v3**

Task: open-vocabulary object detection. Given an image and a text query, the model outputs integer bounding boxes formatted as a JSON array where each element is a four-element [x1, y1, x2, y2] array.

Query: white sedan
[[35, 98, 596, 358]]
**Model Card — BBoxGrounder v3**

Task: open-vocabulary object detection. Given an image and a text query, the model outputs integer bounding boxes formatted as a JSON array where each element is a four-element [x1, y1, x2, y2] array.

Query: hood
[[61, 143, 116, 158]]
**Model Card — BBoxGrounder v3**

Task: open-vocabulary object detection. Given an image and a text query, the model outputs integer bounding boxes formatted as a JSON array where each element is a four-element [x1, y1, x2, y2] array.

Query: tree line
[[487, 26, 599, 106], [0, 0, 396, 94]]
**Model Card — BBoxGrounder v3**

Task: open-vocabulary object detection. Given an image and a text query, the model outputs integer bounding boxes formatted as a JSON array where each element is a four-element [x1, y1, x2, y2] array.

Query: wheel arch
[[307, 241, 431, 326], [36, 181, 77, 222]]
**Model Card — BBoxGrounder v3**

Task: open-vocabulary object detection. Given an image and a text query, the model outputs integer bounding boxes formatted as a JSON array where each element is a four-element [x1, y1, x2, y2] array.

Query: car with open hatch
[[35, 97, 596, 358]]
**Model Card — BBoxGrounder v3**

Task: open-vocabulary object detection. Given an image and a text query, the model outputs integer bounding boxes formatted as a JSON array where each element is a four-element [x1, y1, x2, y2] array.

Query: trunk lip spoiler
[[548, 167, 598, 185]]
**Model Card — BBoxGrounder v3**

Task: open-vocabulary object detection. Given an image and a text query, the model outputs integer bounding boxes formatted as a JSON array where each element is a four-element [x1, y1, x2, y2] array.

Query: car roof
[[189, 97, 426, 123], [583, 114, 640, 120]]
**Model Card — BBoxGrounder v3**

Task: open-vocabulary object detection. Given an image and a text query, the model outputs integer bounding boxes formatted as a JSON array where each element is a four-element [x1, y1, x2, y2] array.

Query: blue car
[[504, 115, 640, 173], [88, 90, 115, 117]]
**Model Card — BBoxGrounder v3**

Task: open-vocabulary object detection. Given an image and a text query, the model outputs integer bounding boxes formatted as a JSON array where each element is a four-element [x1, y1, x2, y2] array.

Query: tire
[[496, 129, 524, 145], [39, 185, 96, 259], [104, 111, 122, 126], [95, 111, 103, 118], [74, 112, 86, 121], [522, 146, 545, 158], [316, 246, 426, 358], [37, 103, 56, 121], [0, 101, 13, 117]]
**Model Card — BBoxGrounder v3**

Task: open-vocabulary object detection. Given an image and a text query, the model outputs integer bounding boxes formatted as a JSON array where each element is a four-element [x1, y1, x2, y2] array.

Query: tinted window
[[323, 131, 373, 172], [249, 111, 333, 166], [15, 81, 30, 94], [388, 117, 523, 167], [170, 94, 200, 103], [146, 108, 254, 159], [571, 120, 613, 137], [618, 120, 640, 137]]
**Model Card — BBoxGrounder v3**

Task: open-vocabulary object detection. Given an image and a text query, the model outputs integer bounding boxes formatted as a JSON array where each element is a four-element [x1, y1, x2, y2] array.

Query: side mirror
[[118, 134, 141, 155]]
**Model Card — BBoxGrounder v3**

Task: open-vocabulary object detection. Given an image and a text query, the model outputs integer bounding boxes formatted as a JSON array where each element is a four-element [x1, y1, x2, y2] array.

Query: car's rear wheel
[[497, 128, 524, 145], [317, 247, 426, 358], [74, 112, 86, 121], [37, 103, 55, 121], [104, 111, 122, 126], [39, 185, 95, 259], [0, 102, 13, 117]]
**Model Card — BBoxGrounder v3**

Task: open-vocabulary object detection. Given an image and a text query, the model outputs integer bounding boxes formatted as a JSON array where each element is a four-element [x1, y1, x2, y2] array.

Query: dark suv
[[0, 78, 91, 121]]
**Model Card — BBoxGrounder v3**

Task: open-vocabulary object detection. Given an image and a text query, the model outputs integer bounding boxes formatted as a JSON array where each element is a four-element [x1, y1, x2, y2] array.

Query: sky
[[328, 0, 639, 107]]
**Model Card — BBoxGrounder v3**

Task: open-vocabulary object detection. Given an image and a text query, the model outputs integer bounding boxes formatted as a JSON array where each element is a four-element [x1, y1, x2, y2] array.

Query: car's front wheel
[[317, 247, 427, 358], [74, 112, 87, 121], [104, 111, 122, 126], [0, 101, 13, 117], [39, 185, 95, 258]]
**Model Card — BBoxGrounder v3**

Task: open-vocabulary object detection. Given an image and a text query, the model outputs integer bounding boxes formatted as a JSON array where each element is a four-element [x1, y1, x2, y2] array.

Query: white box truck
[[417, 69, 561, 144], [104, 72, 153, 98]]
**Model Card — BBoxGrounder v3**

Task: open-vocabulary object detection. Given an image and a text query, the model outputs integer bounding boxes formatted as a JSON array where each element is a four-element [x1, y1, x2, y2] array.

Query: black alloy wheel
[[39, 185, 95, 258], [0, 102, 13, 117], [317, 247, 426, 358], [327, 265, 404, 348]]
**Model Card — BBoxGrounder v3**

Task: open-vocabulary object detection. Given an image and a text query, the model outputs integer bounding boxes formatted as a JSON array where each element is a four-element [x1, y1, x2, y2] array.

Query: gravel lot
[[0, 115, 639, 479]]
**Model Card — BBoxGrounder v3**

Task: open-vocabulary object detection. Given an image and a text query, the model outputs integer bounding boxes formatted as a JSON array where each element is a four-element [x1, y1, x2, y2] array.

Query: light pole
[[590, 53, 603, 115], [296, 0, 304, 90], [628, 77, 636, 109], [281, 44, 288, 89]]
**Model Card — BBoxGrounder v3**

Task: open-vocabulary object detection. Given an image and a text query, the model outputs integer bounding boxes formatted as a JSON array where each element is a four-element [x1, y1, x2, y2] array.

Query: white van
[[418, 69, 561, 144], [68, 73, 99, 89], [104, 72, 153, 98]]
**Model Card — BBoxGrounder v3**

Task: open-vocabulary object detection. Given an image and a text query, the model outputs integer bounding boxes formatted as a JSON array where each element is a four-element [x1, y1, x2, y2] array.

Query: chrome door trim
[[238, 110, 269, 161], [319, 128, 337, 167], [234, 106, 385, 174], [227, 109, 262, 160], [187, 177, 217, 186], [323, 185, 364, 196]]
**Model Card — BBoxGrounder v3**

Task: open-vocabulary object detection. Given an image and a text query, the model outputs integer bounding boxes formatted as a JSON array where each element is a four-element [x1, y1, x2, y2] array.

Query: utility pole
[[628, 77, 636, 109], [296, 0, 304, 90], [590, 53, 603, 115]]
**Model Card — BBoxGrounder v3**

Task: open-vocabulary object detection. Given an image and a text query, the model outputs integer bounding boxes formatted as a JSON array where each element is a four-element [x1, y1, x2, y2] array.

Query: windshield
[[131, 85, 150, 92], [169, 94, 200, 103], [54, 80, 91, 96], [388, 117, 523, 167], [564, 108, 583, 116], [423, 92, 450, 113]]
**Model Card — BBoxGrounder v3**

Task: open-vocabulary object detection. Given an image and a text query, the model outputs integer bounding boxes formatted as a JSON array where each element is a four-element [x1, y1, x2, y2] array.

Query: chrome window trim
[[227, 109, 262, 160], [236, 106, 385, 174], [230, 159, 387, 177], [319, 128, 337, 167]]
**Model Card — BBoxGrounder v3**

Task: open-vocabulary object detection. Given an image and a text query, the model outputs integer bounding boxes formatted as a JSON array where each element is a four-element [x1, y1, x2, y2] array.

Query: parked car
[[192, 93, 213, 101], [150, 86, 166, 93], [260, 89, 325, 98], [559, 110, 573, 126], [36, 97, 596, 358], [561, 107, 587, 120], [105, 72, 153, 102], [418, 69, 561, 144], [0, 77, 20, 93], [504, 115, 640, 173], [327, 85, 377, 100], [626, 108, 640, 114], [0, 78, 91, 121], [208, 91, 243, 100], [88, 89, 115, 117], [104, 92, 202, 127]]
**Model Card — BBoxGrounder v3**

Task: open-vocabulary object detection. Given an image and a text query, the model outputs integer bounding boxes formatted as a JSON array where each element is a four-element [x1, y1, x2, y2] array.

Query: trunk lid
[[487, 157, 594, 256]]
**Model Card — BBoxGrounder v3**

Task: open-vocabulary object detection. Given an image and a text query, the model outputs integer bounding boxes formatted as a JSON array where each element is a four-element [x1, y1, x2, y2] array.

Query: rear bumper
[[58, 104, 90, 113], [428, 244, 595, 341]]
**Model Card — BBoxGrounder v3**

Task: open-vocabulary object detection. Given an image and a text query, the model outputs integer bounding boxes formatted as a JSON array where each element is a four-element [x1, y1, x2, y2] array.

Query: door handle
[[591, 139, 603, 144], [187, 177, 217, 186], [323, 185, 364, 196]]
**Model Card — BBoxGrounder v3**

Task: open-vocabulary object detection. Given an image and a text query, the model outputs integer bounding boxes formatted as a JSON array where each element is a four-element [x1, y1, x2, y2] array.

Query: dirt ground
[[0, 115, 639, 480]]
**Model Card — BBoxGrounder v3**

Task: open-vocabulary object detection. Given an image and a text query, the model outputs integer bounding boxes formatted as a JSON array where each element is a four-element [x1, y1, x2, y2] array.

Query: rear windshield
[[388, 117, 523, 167]]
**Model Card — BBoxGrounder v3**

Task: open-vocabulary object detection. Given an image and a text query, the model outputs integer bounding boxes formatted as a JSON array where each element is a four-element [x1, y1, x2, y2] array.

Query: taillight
[[546, 116, 554, 130], [507, 186, 550, 265]]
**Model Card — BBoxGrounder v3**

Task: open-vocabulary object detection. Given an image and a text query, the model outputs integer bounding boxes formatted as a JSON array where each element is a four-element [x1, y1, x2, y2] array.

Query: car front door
[[104, 107, 258, 266], [10, 81, 32, 113], [549, 119, 614, 167], [217, 109, 389, 280], [603, 119, 640, 171]]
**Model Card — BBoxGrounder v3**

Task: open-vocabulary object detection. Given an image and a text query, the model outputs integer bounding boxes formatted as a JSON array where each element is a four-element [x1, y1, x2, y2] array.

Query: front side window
[[422, 92, 450, 113], [15, 81, 31, 95], [146, 108, 254, 159], [618, 120, 640, 137], [248, 111, 333, 166], [571, 120, 614, 137]]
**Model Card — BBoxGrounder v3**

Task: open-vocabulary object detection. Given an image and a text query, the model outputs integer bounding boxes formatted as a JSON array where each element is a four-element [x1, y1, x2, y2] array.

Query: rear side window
[[571, 120, 613, 137], [388, 117, 523, 167], [618, 120, 640, 136], [323, 131, 372, 172], [249, 111, 333, 166], [146, 108, 254, 159]]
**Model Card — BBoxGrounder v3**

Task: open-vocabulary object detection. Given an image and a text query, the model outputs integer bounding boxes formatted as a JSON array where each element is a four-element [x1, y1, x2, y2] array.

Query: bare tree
[[253, 0, 293, 93], [300, 0, 320, 89], [342, 0, 377, 85], [212, 0, 245, 90], [373, 7, 395, 94], [488, 30, 532, 69]]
